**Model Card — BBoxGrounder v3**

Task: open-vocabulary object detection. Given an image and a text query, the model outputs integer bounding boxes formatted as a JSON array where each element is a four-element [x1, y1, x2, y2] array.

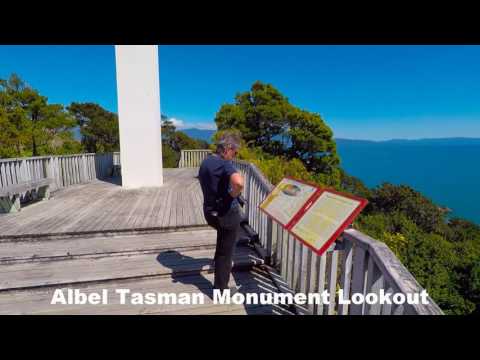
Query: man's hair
[[216, 132, 241, 154]]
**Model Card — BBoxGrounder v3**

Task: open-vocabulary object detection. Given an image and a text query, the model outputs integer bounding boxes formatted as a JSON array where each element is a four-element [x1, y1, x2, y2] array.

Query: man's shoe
[[228, 285, 242, 296], [213, 285, 242, 296]]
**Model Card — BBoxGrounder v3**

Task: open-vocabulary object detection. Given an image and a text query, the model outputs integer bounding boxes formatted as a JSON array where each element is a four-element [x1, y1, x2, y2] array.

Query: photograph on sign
[[259, 177, 317, 227], [289, 190, 365, 254]]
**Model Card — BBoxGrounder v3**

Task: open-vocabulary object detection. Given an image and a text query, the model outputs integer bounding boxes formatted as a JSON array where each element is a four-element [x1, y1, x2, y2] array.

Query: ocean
[[336, 142, 480, 225]]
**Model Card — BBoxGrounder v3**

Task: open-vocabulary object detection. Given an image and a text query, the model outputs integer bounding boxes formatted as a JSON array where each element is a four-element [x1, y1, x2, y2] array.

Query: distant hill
[[335, 137, 480, 147], [180, 128, 216, 143]]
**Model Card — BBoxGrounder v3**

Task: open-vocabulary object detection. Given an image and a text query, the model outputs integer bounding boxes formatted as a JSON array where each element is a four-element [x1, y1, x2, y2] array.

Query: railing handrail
[[0, 153, 104, 163], [0, 153, 114, 193], [342, 228, 443, 315], [231, 158, 443, 315], [179, 149, 212, 168]]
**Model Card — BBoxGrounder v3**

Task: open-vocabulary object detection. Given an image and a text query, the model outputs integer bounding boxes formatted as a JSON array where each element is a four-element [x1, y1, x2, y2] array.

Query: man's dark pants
[[204, 205, 242, 290]]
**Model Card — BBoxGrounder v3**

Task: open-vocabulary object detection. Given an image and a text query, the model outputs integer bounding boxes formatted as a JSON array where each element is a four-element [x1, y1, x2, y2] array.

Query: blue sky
[[1, 45, 479, 140]]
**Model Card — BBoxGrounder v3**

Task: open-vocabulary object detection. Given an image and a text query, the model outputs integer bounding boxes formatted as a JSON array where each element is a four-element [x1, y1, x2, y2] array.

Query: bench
[[0, 178, 53, 213]]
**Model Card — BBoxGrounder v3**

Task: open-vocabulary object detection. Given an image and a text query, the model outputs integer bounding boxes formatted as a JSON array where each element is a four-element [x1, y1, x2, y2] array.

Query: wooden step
[[0, 245, 264, 292], [0, 267, 292, 315], [0, 229, 218, 263]]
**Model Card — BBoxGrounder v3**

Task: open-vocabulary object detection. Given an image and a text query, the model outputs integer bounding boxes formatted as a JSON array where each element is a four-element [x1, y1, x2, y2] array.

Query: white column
[[115, 45, 163, 188]]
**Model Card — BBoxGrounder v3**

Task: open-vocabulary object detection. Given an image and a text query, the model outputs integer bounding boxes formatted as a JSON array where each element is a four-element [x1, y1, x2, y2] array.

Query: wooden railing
[[0, 153, 114, 193], [113, 152, 121, 167], [233, 159, 443, 315], [179, 149, 212, 168]]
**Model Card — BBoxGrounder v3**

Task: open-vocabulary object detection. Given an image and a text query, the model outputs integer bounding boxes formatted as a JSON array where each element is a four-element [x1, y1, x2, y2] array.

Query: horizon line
[[177, 128, 480, 142]]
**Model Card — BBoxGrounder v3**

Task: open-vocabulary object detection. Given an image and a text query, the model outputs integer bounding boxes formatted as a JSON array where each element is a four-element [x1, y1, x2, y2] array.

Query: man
[[198, 132, 244, 294]]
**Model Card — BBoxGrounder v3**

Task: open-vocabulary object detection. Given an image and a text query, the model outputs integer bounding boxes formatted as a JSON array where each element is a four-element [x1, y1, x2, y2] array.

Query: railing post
[[19, 159, 27, 183], [265, 216, 273, 265], [45, 156, 57, 192], [53, 156, 60, 190], [244, 167, 251, 220], [365, 257, 384, 315], [338, 239, 354, 315], [350, 246, 368, 315], [179, 150, 184, 168], [81, 154, 87, 183], [316, 253, 327, 315], [328, 250, 339, 315]]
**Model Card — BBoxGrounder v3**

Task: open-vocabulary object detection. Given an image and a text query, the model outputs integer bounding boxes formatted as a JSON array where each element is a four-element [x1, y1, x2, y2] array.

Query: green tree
[[286, 107, 340, 185], [161, 118, 177, 148], [405, 231, 475, 315], [339, 169, 373, 202], [370, 183, 446, 234], [162, 143, 178, 168], [0, 74, 80, 157], [161, 118, 178, 167], [160, 117, 210, 167], [357, 211, 478, 314], [0, 105, 29, 158], [237, 145, 313, 186], [68, 102, 119, 153], [215, 81, 340, 186], [0, 76, 31, 157]]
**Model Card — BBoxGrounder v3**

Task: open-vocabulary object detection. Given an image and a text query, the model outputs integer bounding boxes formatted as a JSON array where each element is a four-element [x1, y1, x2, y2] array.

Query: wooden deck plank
[[172, 191, 181, 227], [89, 187, 129, 232], [0, 184, 82, 231], [29, 183, 112, 233], [129, 188, 153, 230], [145, 188, 164, 229], [89, 188, 136, 232], [152, 188, 170, 228], [2, 183, 103, 236], [97, 188, 135, 231], [193, 186, 206, 225], [0, 268, 291, 315], [138, 186, 163, 229], [186, 186, 196, 225], [0, 246, 263, 291], [0, 168, 205, 239], [108, 189, 143, 231], [159, 189, 173, 228], [46, 185, 119, 234], [0, 229, 217, 262]]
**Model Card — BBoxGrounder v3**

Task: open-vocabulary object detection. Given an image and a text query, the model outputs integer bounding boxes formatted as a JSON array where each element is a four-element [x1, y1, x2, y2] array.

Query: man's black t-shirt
[[198, 154, 239, 216]]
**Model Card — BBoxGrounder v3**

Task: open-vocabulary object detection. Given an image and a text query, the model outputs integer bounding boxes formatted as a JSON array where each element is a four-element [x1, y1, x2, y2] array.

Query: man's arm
[[229, 172, 244, 198]]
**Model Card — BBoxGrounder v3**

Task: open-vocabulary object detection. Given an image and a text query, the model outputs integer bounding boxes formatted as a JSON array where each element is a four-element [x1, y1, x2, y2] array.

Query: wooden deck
[[0, 229, 293, 315], [0, 167, 293, 315], [0, 168, 207, 239]]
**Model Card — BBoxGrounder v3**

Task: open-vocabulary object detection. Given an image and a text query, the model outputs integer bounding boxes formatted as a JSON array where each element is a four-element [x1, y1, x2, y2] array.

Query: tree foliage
[[370, 183, 446, 233], [161, 119, 209, 168], [238, 146, 314, 186], [0, 74, 81, 157], [356, 208, 480, 314], [339, 169, 373, 200], [68, 102, 119, 153], [215, 81, 340, 186]]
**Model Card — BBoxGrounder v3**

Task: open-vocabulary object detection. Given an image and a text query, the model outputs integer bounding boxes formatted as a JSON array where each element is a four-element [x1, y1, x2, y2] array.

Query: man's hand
[[229, 172, 244, 198]]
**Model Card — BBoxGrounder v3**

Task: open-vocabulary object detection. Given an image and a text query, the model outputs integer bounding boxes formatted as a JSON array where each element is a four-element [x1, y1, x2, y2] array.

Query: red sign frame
[[259, 177, 368, 256]]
